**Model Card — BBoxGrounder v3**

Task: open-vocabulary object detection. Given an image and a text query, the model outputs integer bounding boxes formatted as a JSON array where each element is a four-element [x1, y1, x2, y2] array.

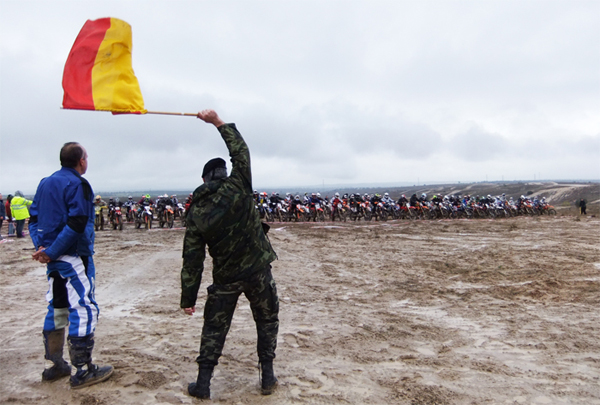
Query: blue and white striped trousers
[[44, 255, 99, 337]]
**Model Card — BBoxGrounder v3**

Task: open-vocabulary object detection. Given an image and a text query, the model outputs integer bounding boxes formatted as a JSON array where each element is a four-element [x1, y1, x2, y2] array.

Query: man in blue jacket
[[29, 142, 113, 389]]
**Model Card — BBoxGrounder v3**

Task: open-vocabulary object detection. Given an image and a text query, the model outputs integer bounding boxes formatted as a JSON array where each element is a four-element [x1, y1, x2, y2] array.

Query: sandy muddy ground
[[1, 215, 599, 405]]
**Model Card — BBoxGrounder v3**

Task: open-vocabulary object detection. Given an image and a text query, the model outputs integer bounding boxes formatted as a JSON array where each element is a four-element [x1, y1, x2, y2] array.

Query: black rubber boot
[[260, 360, 278, 395], [68, 334, 114, 390], [188, 364, 213, 399], [42, 329, 71, 382]]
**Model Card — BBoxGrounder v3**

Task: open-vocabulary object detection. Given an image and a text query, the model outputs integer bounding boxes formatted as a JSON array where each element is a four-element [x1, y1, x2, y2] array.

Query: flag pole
[[61, 108, 198, 116], [146, 111, 197, 117]]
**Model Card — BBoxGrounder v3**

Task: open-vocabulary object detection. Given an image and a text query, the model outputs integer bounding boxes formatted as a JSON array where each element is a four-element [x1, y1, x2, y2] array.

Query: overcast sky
[[1, 0, 599, 195]]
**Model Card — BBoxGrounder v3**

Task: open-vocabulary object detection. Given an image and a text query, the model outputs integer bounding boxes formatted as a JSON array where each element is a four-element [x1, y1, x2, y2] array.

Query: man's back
[[30, 167, 94, 257], [183, 124, 276, 288]]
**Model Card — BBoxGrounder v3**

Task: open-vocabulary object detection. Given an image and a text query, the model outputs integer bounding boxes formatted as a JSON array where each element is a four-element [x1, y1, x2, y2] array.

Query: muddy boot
[[68, 334, 113, 390], [260, 360, 278, 395], [42, 329, 71, 382], [188, 364, 213, 399]]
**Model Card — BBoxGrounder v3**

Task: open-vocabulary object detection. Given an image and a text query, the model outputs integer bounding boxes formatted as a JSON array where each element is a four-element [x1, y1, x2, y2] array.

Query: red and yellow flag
[[62, 18, 146, 114]]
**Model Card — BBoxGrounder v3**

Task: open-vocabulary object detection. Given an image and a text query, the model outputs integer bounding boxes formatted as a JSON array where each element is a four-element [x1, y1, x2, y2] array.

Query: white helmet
[[317, 193, 321, 197], [335, 192, 340, 197]]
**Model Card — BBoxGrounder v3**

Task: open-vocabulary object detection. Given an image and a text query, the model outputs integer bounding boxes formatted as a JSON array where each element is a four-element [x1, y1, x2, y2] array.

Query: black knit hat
[[202, 158, 226, 178]]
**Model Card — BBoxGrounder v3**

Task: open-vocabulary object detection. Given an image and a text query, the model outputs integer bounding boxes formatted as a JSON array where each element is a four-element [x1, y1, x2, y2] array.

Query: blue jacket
[[29, 167, 95, 260]]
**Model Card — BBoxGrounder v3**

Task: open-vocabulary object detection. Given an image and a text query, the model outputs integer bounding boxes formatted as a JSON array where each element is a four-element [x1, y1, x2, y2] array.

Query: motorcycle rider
[[308, 193, 321, 205], [94, 195, 106, 228], [108, 197, 121, 209], [409, 193, 419, 207], [350, 193, 364, 218], [307, 193, 322, 221], [398, 194, 409, 207], [107, 197, 121, 224], [94, 195, 106, 207], [269, 192, 283, 209], [137, 194, 153, 206], [185, 193, 193, 210], [156, 194, 171, 220], [382, 192, 394, 206], [136, 194, 154, 218], [256, 192, 270, 219], [290, 195, 302, 218], [371, 193, 384, 220], [331, 192, 343, 221], [123, 196, 135, 217]]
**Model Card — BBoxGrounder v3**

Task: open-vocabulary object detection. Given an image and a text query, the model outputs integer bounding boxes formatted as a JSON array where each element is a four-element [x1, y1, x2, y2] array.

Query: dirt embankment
[[1, 215, 599, 404]]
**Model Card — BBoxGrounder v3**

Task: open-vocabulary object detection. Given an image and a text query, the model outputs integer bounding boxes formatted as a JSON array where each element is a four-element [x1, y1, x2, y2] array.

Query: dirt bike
[[491, 203, 508, 218], [125, 204, 136, 222], [256, 202, 274, 222], [395, 202, 413, 220], [321, 200, 332, 219], [265, 202, 275, 222], [408, 202, 426, 220], [469, 203, 487, 219], [136, 205, 153, 229], [176, 203, 186, 226], [389, 204, 402, 219], [348, 201, 362, 221], [159, 204, 175, 228], [539, 202, 557, 215], [308, 201, 326, 222], [420, 202, 433, 220], [290, 203, 308, 222], [108, 206, 123, 231], [94, 205, 105, 231], [332, 202, 347, 222], [429, 202, 450, 219], [274, 202, 288, 222], [371, 201, 388, 221], [361, 202, 373, 221]]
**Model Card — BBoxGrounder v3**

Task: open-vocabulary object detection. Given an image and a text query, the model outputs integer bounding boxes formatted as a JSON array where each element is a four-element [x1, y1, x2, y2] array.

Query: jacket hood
[[192, 178, 227, 204]]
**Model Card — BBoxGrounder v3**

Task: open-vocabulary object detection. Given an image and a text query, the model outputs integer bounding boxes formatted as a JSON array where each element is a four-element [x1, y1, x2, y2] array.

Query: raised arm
[[197, 109, 252, 192]]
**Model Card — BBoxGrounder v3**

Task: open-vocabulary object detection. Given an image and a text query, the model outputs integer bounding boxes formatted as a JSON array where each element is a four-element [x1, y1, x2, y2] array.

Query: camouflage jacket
[[180, 123, 277, 308]]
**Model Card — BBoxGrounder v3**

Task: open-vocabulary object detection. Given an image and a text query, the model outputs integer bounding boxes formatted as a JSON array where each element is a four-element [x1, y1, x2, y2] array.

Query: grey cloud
[[448, 125, 510, 161]]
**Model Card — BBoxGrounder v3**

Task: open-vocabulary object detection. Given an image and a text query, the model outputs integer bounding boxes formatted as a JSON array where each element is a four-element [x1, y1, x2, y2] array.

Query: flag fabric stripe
[[62, 18, 111, 111], [62, 18, 146, 114], [91, 18, 145, 113]]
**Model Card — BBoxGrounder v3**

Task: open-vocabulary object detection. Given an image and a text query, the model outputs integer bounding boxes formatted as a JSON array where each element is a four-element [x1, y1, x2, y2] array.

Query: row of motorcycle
[[94, 203, 187, 231], [256, 199, 558, 223]]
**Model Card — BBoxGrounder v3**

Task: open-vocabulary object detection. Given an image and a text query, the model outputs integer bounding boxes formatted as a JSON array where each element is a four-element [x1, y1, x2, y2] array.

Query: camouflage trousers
[[197, 265, 279, 366]]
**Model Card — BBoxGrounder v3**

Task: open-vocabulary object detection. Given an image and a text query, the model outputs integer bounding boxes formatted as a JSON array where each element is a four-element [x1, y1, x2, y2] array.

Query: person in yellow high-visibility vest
[[10, 190, 32, 238]]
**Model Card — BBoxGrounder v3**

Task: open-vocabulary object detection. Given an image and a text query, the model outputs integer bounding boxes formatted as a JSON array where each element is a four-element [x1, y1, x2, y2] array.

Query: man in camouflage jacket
[[181, 110, 279, 399]]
